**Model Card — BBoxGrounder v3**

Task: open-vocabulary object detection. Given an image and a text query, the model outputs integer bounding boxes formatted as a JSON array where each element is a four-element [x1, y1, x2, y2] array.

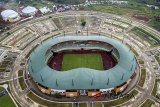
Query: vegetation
[[20, 63, 25, 66], [0, 87, 16, 107], [18, 77, 27, 90], [81, 21, 86, 27], [62, 54, 103, 71], [139, 60, 144, 64], [27, 92, 72, 107], [18, 70, 23, 77], [126, 0, 160, 5], [138, 69, 146, 87], [0, 87, 4, 92], [131, 27, 160, 46], [151, 79, 160, 99], [93, 103, 102, 107], [79, 103, 86, 107], [149, 18, 160, 32], [88, 1, 160, 32], [52, 18, 63, 30], [80, 15, 86, 28], [62, 17, 76, 27], [155, 55, 160, 65], [140, 99, 155, 107], [17, 0, 53, 8], [89, 4, 146, 16]]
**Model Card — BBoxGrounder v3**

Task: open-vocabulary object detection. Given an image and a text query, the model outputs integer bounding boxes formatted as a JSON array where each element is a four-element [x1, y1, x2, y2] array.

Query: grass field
[[88, 2, 160, 32], [131, 27, 160, 46], [18, 77, 27, 90], [62, 54, 103, 71], [140, 99, 155, 107], [27, 92, 71, 107], [0, 87, 16, 107], [138, 69, 146, 87], [151, 79, 160, 99]]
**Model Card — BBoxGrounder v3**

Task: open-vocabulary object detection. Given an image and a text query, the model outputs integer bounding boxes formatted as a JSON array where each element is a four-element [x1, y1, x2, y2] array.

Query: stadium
[[28, 35, 137, 98], [1, 0, 160, 106]]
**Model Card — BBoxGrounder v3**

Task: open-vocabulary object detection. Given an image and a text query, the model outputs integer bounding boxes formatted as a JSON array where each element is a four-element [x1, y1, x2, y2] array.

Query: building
[[0, 49, 7, 63], [22, 6, 37, 16], [28, 35, 137, 97], [1, 10, 20, 22], [39, 7, 51, 14]]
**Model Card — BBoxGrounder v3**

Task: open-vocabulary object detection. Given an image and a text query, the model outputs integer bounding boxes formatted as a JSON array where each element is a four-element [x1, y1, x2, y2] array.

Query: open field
[[140, 99, 155, 107], [18, 70, 23, 77], [138, 69, 146, 87], [27, 92, 71, 107], [62, 54, 103, 71], [0, 87, 4, 92], [131, 27, 160, 46], [139, 60, 144, 64], [155, 55, 160, 65], [18, 77, 27, 90], [151, 79, 160, 99], [0, 87, 16, 107], [88, 2, 160, 32]]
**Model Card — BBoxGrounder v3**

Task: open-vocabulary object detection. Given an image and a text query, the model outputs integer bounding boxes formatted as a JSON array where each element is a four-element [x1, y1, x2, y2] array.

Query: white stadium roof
[[22, 6, 37, 14], [1, 10, 18, 18]]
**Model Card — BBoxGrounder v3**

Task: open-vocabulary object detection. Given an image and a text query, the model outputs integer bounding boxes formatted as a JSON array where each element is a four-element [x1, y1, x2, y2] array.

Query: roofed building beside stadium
[[1, 9, 20, 22], [22, 6, 37, 16]]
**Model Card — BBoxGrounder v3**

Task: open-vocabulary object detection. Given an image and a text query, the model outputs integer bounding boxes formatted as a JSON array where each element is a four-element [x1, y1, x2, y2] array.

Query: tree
[[80, 15, 86, 27], [81, 21, 86, 27]]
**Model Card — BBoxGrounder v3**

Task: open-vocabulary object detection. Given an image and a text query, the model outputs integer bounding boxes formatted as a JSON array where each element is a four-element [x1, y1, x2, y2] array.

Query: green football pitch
[[62, 54, 104, 71]]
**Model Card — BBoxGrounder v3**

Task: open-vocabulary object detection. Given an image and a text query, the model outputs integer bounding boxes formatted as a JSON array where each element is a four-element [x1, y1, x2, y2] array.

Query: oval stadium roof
[[28, 35, 137, 90], [22, 6, 37, 14], [1, 10, 18, 18]]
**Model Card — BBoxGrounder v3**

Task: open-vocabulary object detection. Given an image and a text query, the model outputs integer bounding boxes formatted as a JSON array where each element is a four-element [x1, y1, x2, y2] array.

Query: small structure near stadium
[[1, 9, 20, 22], [22, 6, 37, 16]]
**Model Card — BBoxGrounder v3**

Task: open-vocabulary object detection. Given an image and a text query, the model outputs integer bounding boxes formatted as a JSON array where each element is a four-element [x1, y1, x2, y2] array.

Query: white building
[[22, 6, 37, 16], [0, 49, 7, 63], [1, 10, 20, 22], [39, 7, 51, 14]]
